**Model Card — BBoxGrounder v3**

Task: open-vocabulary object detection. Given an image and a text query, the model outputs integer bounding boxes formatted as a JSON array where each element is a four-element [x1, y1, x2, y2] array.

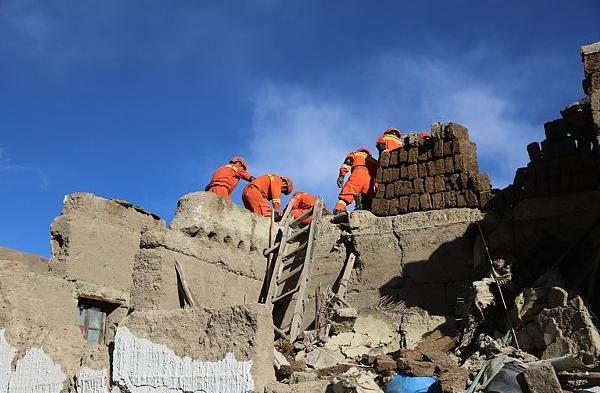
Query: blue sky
[[0, 0, 598, 257]]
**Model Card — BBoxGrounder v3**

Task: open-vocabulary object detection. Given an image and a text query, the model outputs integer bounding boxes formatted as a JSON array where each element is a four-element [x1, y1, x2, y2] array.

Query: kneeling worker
[[242, 174, 293, 219], [375, 127, 404, 154], [334, 147, 377, 215], [205, 156, 254, 201]]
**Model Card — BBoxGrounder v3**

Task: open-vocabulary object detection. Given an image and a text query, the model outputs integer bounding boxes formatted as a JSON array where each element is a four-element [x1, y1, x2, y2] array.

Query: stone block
[[444, 192, 457, 208], [418, 163, 428, 178], [413, 178, 425, 194], [398, 197, 410, 214], [469, 173, 492, 192], [408, 194, 420, 212], [452, 138, 474, 155], [443, 141, 452, 157], [431, 193, 445, 210], [400, 165, 408, 179], [418, 146, 429, 162], [407, 164, 419, 179], [375, 168, 383, 183], [388, 199, 399, 216], [375, 184, 386, 199], [544, 118, 567, 140], [433, 140, 444, 158], [456, 192, 467, 208], [385, 183, 396, 198], [379, 151, 390, 168], [399, 149, 408, 163], [434, 176, 446, 193], [382, 168, 393, 183], [408, 147, 419, 163], [446, 174, 460, 191], [520, 361, 562, 393], [426, 160, 437, 176], [371, 198, 390, 216], [435, 159, 445, 175], [444, 122, 469, 140], [389, 150, 399, 166], [466, 190, 479, 208], [419, 193, 432, 210], [582, 41, 600, 77], [424, 177, 435, 193], [444, 156, 454, 174], [527, 142, 542, 161]]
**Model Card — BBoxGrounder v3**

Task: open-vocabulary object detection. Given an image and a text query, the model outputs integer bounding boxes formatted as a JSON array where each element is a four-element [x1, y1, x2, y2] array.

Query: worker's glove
[[274, 212, 282, 222], [337, 176, 345, 188]]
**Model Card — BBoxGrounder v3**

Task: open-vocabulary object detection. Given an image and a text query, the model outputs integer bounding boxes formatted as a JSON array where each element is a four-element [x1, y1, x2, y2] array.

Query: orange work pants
[[207, 185, 231, 201], [335, 167, 373, 211], [242, 185, 271, 217]]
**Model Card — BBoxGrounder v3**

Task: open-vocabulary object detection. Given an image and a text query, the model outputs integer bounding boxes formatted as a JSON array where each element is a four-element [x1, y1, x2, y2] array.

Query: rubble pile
[[371, 122, 493, 216]]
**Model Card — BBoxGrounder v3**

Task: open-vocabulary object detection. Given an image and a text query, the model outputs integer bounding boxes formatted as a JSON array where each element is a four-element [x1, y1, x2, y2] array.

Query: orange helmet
[[418, 131, 430, 138], [376, 135, 385, 145], [281, 176, 293, 195], [357, 147, 372, 156], [384, 127, 401, 137], [229, 156, 249, 170]]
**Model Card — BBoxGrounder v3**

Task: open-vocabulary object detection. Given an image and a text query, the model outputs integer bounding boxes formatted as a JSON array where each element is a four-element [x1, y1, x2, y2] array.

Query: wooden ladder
[[262, 197, 324, 342]]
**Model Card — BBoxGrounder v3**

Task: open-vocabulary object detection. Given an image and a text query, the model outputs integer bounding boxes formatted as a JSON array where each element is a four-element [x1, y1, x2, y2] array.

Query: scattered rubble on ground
[[0, 41, 600, 393]]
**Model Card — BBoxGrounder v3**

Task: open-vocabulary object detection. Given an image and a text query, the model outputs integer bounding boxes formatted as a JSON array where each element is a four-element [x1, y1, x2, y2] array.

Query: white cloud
[[247, 53, 540, 209], [0, 146, 49, 187]]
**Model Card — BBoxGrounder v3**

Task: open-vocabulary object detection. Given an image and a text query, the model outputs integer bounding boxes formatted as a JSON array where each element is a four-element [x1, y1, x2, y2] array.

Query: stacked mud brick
[[371, 122, 493, 216], [493, 43, 600, 211]]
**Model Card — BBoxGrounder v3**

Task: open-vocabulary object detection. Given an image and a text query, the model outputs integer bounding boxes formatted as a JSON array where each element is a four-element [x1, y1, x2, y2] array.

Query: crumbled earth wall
[[132, 192, 269, 310], [113, 304, 275, 392], [342, 209, 483, 315], [50, 193, 165, 295]]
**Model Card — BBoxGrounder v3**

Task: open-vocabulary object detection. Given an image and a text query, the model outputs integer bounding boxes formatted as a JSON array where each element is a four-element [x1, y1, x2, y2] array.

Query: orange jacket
[[248, 174, 284, 212], [206, 164, 252, 195], [339, 150, 378, 177], [290, 192, 316, 210], [377, 132, 403, 152]]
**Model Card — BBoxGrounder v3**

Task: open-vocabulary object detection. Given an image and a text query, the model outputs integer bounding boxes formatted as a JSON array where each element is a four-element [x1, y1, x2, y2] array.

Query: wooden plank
[[336, 253, 356, 299], [264, 203, 295, 304], [289, 207, 314, 228], [175, 260, 197, 308]]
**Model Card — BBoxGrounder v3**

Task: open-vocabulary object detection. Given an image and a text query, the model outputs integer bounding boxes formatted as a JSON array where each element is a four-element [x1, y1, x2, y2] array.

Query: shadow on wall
[[377, 222, 479, 316]]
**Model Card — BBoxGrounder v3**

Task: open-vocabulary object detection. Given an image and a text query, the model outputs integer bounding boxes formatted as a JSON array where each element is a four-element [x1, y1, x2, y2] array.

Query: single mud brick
[[469, 173, 492, 192], [444, 156, 455, 174], [376, 168, 383, 183], [426, 160, 437, 176], [536, 176, 549, 196], [433, 139, 444, 158], [400, 164, 408, 179], [394, 180, 402, 197], [390, 167, 400, 182], [375, 183, 386, 198], [388, 199, 399, 216], [398, 196, 409, 213], [452, 138, 473, 155], [443, 141, 453, 156], [513, 167, 528, 188], [456, 191, 467, 208], [527, 142, 542, 161], [459, 173, 470, 190], [521, 361, 562, 393], [454, 154, 466, 172], [380, 168, 390, 183], [445, 174, 460, 190], [407, 147, 419, 163], [431, 192, 445, 209], [418, 163, 428, 178], [372, 198, 390, 216], [544, 118, 567, 140], [540, 139, 555, 159], [430, 122, 444, 138], [444, 191, 457, 207], [479, 190, 493, 209], [466, 190, 479, 208], [464, 154, 480, 173], [379, 151, 390, 168], [435, 159, 445, 174], [407, 164, 419, 179], [402, 180, 414, 196], [385, 183, 396, 199], [388, 150, 399, 166], [424, 176, 435, 193], [398, 149, 408, 163], [434, 175, 446, 193], [560, 174, 571, 194], [413, 178, 425, 194], [408, 194, 420, 212], [418, 146, 429, 162], [419, 193, 432, 210], [444, 122, 469, 140]]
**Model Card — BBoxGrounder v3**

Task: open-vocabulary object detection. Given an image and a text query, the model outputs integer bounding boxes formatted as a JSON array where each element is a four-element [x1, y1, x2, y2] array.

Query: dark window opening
[[75, 298, 118, 345]]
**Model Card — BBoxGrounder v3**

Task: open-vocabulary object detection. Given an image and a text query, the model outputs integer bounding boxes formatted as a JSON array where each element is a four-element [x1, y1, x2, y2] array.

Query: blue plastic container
[[385, 375, 442, 393]]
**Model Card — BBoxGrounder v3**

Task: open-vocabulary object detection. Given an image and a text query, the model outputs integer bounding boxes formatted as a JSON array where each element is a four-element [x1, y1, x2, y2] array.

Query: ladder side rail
[[265, 224, 292, 304], [288, 198, 324, 341]]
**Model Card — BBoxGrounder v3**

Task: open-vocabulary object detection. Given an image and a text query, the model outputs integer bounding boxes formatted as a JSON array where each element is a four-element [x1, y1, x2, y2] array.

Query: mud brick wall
[[371, 122, 493, 216], [494, 43, 600, 211]]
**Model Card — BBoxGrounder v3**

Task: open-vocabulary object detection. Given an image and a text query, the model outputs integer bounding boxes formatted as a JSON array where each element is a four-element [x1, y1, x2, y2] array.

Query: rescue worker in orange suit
[[286, 191, 329, 226], [205, 156, 254, 201], [334, 147, 377, 214], [242, 174, 293, 219], [375, 127, 404, 154]]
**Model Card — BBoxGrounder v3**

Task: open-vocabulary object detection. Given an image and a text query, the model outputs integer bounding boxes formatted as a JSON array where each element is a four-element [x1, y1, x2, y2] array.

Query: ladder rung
[[289, 208, 314, 227], [272, 286, 300, 304], [274, 325, 290, 340], [276, 264, 304, 284], [263, 241, 281, 256], [287, 225, 310, 243], [283, 243, 307, 259]]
